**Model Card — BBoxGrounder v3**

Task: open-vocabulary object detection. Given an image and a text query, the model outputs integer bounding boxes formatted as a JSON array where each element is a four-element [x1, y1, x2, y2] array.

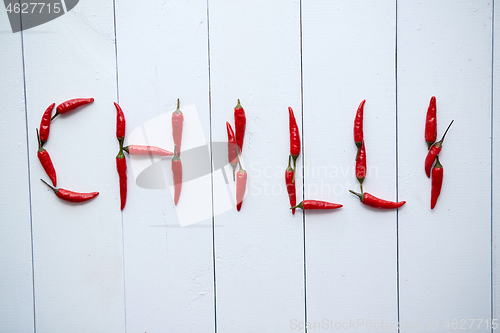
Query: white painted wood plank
[[115, 0, 215, 331], [208, 0, 304, 331], [302, 1, 398, 331], [21, 1, 125, 332], [398, 1, 492, 330], [0, 16, 35, 333], [493, 0, 499, 325]]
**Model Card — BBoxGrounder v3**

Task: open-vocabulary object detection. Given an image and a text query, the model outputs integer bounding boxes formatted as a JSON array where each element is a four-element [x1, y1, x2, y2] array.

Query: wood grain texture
[[302, 1, 399, 331], [493, 0, 499, 325], [0, 14, 35, 333], [115, 0, 215, 331], [21, 1, 125, 332], [208, 0, 304, 331], [398, 1, 492, 330]]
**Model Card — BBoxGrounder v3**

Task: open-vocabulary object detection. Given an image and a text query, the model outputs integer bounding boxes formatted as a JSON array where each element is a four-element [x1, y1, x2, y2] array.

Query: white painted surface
[[398, 1, 492, 331], [494, 0, 499, 325], [115, 0, 215, 331], [20, 1, 125, 332], [302, 1, 398, 331], [209, 1, 304, 332], [0, 0, 497, 332], [0, 13, 35, 333]]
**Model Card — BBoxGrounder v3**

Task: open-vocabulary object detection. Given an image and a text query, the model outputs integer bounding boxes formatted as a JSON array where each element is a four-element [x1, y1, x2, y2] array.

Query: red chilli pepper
[[431, 156, 444, 209], [52, 98, 94, 120], [355, 141, 367, 192], [41, 179, 98, 203], [115, 102, 126, 142], [226, 122, 238, 181], [36, 129, 57, 186], [172, 145, 182, 205], [354, 99, 366, 148], [285, 155, 296, 215], [39, 103, 55, 145], [424, 120, 453, 178], [291, 200, 343, 210], [349, 190, 406, 209], [234, 99, 246, 154], [236, 151, 247, 211], [425, 96, 437, 150], [172, 99, 184, 156], [289, 106, 301, 182], [116, 150, 127, 210], [124, 145, 173, 156]]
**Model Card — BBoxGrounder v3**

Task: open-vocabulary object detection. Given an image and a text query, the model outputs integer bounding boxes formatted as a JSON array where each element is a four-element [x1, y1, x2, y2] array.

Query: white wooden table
[[0, 1, 497, 332]]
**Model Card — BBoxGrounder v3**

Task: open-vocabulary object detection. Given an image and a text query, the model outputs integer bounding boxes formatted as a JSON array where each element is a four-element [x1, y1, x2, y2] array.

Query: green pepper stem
[[36, 129, 43, 152], [286, 155, 293, 172], [235, 147, 244, 172], [292, 155, 298, 183], [172, 144, 180, 161], [434, 155, 443, 169], [236, 99, 242, 109], [40, 179, 57, 194], [290, 201, 304, 210], [438, 120, 454, 144], [349, 189, 364, 201], [50, 111, 59, 121]]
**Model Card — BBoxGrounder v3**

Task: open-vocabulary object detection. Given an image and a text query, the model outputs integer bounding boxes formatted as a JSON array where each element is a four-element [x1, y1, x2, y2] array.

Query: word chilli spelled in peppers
[[289, 106, 301, 182], [425, 120, 454, 178], [226, 122, 238, 181], [431, 156, 444, 209], [41, 179, 98, 203], [350, 100, 406, 209], [291, 200, 343, 210], [234, 99, 246, 153], [285, 155, 297, 215], [349, 191, 406, 209], [51, 98, 94, 120], [115, 102, 127, 210], [39, 103, 55, 146], [124, 145, 173, 156], [36, 129, 57, 186], [171, 145, 182, 206], [235, 150, 247, 212], [172, 99, 184, 156], [425, 96, 437, 150]]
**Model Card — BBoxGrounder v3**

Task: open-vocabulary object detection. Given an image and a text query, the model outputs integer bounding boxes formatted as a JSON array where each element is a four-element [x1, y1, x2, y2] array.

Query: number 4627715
[[443, 319, 497, 330], [6, 2, 62, 14]]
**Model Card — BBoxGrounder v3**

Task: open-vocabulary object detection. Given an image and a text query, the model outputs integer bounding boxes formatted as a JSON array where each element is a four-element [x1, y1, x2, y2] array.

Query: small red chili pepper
[[115, 102, 126, 142], [234, 99, 246, 154], [172, 99, 184, 156], [36, 129, 57, 186], [425, 120, 453, 178], [123, 145, 173, 156], [349, 190, 406, 209], [431, 156, 443, 209], [425, 96, 437, 150], [39, 103, 55, 145], [289, 106, 300, 182], [355, 141, 366, 192], [41, 179, 98, 203], [116, 150, 127, 210], [291, 200, 343, 210], [52, 98, 94, 120], [171, 145, 182, 205], [285, 155, 296, 215], [235, 151, 247, 211], [226, 122, 238, 181], [354, 99, 366, 148]]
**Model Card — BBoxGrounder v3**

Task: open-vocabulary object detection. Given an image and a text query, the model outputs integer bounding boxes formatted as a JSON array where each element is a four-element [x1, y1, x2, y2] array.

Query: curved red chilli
[[39, 103, 55, 144]]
